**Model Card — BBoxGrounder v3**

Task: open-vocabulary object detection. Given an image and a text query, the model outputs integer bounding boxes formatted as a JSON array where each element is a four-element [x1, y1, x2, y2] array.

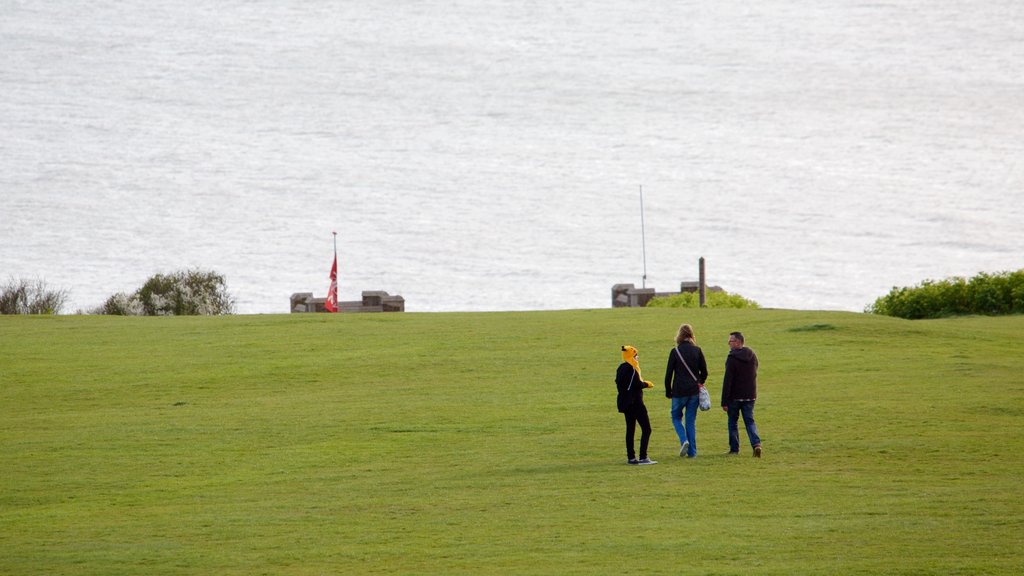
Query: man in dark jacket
[[721, 332, 762, 457]]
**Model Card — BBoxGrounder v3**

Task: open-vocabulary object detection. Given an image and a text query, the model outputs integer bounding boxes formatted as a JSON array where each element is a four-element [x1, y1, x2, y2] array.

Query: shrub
[[867, 269, 1024, 319], [647, 290, 760, 309], [99, 269, 235, 316], [96, 292, 145, 316], [0, 277, 69, 315]]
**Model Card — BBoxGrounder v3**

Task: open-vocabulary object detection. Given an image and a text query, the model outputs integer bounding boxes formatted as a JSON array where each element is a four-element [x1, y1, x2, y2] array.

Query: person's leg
[[637, 406, 652, 460], [727, 401, 741, 453], [741, 400, 761, 449], [683, 395, 699, 457], [670, 397, 687, 446], [625, 412, 637, 461]]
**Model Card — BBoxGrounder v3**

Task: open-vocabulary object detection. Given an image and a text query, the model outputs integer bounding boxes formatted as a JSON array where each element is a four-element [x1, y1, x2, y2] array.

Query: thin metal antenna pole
[[640, 185, 647, 289]]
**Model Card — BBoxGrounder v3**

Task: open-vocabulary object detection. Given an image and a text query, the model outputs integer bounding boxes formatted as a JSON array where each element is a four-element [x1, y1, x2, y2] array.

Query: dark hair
[[730, 331, 744, 344]]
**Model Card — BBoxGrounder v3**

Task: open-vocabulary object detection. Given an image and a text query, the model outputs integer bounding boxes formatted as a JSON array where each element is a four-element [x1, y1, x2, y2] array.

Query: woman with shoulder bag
[[664, 324, 709, 458]]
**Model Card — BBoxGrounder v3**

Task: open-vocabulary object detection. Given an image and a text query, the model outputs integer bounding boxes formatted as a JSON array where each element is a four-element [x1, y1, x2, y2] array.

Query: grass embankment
[[2, 309, 1022, 575]]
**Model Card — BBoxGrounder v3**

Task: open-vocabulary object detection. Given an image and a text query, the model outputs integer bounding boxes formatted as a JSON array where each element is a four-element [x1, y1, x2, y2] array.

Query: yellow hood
[[621, 345, 654, 387], [621, 345, 640, 371]]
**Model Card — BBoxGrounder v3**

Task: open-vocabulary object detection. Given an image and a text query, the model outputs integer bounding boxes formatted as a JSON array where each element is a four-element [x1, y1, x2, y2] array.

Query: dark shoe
[[637, 457, 658, 465], [727, 451, 739, 456], [753, 445, 762, 458], [628, 458, 640, 465], [679, 441, 689, 457]]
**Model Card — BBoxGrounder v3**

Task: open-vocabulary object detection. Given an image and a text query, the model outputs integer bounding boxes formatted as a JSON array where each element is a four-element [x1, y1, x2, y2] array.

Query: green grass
[[2, 309, 1023, 575]]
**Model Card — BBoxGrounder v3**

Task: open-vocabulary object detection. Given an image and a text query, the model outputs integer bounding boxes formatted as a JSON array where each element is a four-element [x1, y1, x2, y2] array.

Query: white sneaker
[[637, 457, 657, 465], [679, 442, 690, 457]]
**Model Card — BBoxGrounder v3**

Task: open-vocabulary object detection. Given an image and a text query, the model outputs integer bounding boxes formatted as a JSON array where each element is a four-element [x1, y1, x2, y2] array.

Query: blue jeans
[[670, 395, 699, 457], [727, 400, 761, 453]]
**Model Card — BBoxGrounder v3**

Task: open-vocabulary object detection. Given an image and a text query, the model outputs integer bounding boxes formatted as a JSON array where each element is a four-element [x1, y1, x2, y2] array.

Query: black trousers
[[624, 404, 652, 460]]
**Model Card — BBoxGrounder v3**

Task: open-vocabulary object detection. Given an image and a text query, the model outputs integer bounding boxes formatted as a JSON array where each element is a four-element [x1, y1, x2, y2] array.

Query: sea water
[[2, 0, 1022, 313]]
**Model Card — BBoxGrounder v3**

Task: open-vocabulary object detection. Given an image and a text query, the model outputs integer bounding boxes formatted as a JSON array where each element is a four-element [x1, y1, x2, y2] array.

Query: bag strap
[[674, 347, 701, 385]]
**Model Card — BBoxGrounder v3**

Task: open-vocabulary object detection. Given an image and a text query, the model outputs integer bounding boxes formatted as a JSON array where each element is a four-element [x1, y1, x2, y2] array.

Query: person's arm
[[615, 363, 628, 392], [664, 352, 675, 397], [697, 348, 709, 385], [721, 356, 733, 410]]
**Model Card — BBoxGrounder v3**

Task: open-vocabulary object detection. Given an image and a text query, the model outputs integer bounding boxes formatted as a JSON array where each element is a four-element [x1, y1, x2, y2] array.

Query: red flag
[[324, 255, 338, 312]]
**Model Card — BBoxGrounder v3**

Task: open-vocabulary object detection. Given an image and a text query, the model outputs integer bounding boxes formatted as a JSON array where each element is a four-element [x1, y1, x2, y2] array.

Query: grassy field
[[2, 308, 1022, 575]]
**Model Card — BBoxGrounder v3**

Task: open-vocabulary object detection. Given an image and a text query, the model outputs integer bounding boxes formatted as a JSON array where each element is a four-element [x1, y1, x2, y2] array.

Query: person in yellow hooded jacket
[[616, 345, 657, 465]]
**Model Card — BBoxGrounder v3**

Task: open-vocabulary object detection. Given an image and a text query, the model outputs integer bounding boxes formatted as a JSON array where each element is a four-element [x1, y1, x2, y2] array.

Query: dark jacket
[[616, 362, 645, 413], [664, 342, 708, 397], [721, 346, 758, 404]]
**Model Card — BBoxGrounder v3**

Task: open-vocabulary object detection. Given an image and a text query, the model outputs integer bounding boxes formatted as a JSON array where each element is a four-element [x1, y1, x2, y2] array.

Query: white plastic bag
[[698, 385, 711, 411]]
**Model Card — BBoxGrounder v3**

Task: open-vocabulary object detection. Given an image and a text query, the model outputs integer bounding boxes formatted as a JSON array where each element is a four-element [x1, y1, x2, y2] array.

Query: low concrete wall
[[290, 291, 405, 313], [612, 284, 656, 308], [612, 282, 723, 308]]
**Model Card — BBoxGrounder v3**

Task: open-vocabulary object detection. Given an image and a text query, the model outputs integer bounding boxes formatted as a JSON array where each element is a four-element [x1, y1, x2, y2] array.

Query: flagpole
[[327, 231, 339, 313], [640, 185, 647, 289], [333, 230, 338, 308]]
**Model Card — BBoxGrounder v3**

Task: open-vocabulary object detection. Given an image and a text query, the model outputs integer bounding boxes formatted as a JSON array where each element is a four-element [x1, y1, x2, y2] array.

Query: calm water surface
[[2, 1, 1022, 313]]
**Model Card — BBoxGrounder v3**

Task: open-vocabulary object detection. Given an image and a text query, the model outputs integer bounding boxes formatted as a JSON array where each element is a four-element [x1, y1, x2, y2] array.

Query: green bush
[[867, 269, 1024, 319], [0, 277, 69, 315], [646, 289, 760, 309], [98, 269, 235, 316]]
